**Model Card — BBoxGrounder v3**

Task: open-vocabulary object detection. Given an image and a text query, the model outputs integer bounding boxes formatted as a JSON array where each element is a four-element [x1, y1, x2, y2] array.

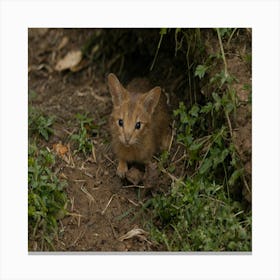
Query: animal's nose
[[124, 134, 131, 143]]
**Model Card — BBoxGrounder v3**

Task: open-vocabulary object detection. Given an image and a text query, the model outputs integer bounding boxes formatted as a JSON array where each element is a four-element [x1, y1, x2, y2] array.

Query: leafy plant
[[173, 63, 241, 182], [147, 178, 251, 251], [144, 28, 251, 251], [28, 143, 68, 250], [29, 107, 55, 141], [71, 113, 99, 156]]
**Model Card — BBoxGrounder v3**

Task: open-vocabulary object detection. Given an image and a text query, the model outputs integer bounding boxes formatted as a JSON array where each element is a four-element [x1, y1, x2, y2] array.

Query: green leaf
[[195, 65, 208, 79], [213, 149, 229, 167], [199, 158, 213, 174], [228, 169, 244, 186], [212, 92, 221, 103], [189, 104, 200, 117], [39, 128, 49, 141], [224, 102, 234, 114], [200, 102, 213, 113], [189, 141, 204, 151]]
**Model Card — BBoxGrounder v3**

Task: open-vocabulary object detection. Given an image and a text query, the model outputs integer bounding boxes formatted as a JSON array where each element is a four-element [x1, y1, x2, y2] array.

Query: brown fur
[[108, 73, 171, 178]]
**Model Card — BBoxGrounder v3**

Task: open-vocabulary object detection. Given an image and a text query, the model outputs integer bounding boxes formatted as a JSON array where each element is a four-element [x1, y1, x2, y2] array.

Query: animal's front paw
[[117, 160, 128, 178]]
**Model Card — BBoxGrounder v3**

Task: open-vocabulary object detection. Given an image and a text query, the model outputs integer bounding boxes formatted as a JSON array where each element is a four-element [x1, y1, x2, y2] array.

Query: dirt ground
[[28, 28, 251, 251]]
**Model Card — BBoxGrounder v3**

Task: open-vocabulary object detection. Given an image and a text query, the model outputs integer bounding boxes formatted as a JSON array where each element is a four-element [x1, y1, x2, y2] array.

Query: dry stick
[[89, 88, 110, 103], [122, 185, 145, 189], [84, 171, 93, 178], [242, 174, 251, 194], [150, 31, 165, 71], [66, 143, 75, 168], [76, 86, 110, 103], [101, 194, 117, 215], [227, 28, 237, 48], [225, 111, 233, 138], [68, 212, 83, 218], [62, 127, 76, 136], [73, 179, 87, 183], [92, 144, 97, 163], [217, 28, 229, 77], [71, 229, 86, 247], [70, 196, 75, 212], [108, 219, 118, 240], [80, 185, 96, 206], [172, 153, 187, 165], [105, 154, 116, 166], [127, 198, 139, 207], [68, 212, 83, 227], [168, 120, 176, 153], [171, 145, 180, 162], [160, 167, 181, 183]]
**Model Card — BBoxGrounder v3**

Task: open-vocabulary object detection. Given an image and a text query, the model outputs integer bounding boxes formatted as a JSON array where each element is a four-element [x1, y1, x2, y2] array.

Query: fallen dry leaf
[[69, 58, 88, 72], [53, 143, 68, 156], [55, 50, 82, 71], [118, 227, 148, 242]]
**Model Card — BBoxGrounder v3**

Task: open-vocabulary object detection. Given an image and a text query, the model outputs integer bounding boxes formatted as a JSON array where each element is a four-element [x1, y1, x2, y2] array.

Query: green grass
[[70, 113, 99, 156], [28, 107, 55, 141], [28, 144, 68, 250], [143, 28, 251, 251], [145, 178, 251, 251], [28, 105, 68, 250]]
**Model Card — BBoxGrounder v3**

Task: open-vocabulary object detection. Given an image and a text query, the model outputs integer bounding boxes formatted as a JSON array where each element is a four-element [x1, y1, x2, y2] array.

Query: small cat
[[107, 73, 171, 178]]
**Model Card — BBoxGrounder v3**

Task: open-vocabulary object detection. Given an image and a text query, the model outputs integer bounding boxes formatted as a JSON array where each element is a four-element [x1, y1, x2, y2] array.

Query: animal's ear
[[107, 73, 128, 106], [143, 86, 161, 114]]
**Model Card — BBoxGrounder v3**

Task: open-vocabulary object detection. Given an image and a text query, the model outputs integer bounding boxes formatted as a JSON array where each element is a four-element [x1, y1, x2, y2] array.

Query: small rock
[[126, 167, 144, 185]]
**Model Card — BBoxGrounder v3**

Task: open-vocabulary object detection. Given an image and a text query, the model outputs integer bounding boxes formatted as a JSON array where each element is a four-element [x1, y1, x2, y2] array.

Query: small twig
[[90, 88, 110, 103], [80, 185, 96, 206], [68, 212, 83, 227], [225, 111, 233, 137], [76, 86, 110, 102], [66, 143, 75, 168], [68, 212, 83, 218], [70, 196, 75, 212], [217, 28, 228, 77], [105, 154, 116, 166], [73, 179, 87, 183], [71, 229, 86, 247], [62, 128, 76, 136], [84, 171, 93, 178], [160, 168, 181, 183], [150, 30, 165, 71], [168, 121, 176, 153], [227, 28, 237, 48], [242, 174, 251, 194], [127, 198, 139, 207], [109, 220, 118, 240], [101, 194, 117, 215], [171, 145, 180, 162], [91, 144, 97, 163], [122, 185, 145, 189], [172, 153, 187, 165]]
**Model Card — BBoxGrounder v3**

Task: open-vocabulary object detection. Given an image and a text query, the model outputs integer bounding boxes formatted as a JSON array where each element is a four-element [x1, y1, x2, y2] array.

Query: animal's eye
[[135, 122, 141, 129], [118, 119, 124, 127]]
